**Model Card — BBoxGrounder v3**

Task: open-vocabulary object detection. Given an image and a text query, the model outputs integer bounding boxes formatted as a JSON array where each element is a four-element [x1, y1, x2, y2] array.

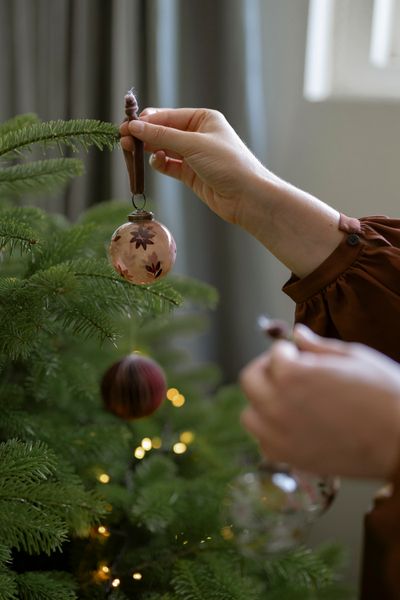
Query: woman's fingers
[[149, 151, 184, 181]]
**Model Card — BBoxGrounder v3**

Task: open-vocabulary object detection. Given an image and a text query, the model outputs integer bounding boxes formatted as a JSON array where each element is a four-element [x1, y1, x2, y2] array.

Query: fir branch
[[0, 206, 50, 255], [168, 275, 219, 309], [265, 547, 331, 589], [0, 113, 40, 137], [0, 119, 119, 159], [0, 439, 57, 483], [0, 571, 18, 600], [0, 158, 84, 196], [0, 499, 68, 555], [0, 223, 39, 254], [17, 571, 78, 600], [172, 556, 262, 600]]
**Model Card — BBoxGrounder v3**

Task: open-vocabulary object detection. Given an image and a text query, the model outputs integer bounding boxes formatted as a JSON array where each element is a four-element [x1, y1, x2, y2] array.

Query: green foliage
[[0, 158, 84, 196], [0, 113, 40, 137], [0, 113, 352, 599], [0, 119, 118, 159], [17, 571, 77, 600], [171, 554, 262, 600]]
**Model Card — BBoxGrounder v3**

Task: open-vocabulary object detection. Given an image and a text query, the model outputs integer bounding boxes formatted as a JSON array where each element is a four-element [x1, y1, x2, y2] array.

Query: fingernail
[[128, 120, 144, 133], [294, 323, 316, 339]]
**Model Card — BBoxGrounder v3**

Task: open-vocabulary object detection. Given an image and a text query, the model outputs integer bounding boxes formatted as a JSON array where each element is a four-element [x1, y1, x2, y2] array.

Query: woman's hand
[[240, 325, 400, 479], [120, 108, 343, 278], [120, 108, 270, 228]]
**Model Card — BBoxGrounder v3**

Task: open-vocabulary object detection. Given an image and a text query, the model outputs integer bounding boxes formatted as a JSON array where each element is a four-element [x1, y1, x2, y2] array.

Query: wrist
[[235, 167, 281, 236]]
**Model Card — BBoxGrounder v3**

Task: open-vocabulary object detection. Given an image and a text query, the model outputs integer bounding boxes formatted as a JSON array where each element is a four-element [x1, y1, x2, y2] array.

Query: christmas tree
[[0, 113, 354, 599]]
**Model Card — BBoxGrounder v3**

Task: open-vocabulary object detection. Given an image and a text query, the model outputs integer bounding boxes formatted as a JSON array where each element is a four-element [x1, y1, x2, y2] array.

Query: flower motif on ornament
[[115, 263, 130, 279], [130, 226, 155, 250], [145, 252, 163, 278]]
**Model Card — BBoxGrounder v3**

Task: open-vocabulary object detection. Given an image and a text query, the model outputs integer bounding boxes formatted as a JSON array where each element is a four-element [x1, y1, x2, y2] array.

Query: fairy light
[[151, 436, 162, 449], [171, 393, 185, 407], [180, 431, 194, 444], [167, 387, 179, 400], [97, 525, 110, 537], [141, 437, 152, 451], [132, 572, 142, 580], [173, 442, 187, 454], [111, 578, 120, 587], [221, 525, 234, 540], [98, 473, 111, 484], [96, 564, 110, 581], [134, 446, 145, 459]]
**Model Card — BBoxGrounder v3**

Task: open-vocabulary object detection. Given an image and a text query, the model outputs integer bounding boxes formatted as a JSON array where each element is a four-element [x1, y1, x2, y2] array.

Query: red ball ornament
[[101, 354, 167, 420]]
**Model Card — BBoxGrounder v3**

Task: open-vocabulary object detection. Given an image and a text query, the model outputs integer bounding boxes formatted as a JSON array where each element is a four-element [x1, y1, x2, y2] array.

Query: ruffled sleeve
[[282, 214, 400, 363]]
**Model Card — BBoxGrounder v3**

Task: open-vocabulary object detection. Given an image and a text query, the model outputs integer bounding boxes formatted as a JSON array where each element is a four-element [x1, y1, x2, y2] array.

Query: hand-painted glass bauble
[[109, 210, 176, 285], [223, 463, 339, 555]]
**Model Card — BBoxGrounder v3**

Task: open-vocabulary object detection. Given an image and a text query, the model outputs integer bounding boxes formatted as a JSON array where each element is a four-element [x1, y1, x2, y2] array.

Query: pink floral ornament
[[109, 214, 176, 285]]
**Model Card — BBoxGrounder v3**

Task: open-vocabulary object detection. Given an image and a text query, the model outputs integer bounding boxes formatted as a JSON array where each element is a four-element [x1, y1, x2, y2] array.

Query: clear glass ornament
[[109, 210, 176, 285], [223, 462, 339, 556]]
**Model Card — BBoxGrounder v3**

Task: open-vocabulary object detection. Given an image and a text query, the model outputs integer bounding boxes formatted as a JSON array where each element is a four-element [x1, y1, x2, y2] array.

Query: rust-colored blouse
[[283, 213, 400, 598], [283, 213, 400, 363]]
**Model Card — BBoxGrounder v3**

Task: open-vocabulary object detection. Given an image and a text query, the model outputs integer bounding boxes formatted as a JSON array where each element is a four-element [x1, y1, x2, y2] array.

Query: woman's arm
[[120, 108, 343, 279]]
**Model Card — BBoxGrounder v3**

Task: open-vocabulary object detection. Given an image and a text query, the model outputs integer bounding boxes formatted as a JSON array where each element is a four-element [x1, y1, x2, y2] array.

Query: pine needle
[[0, 158, 84, 196], [0, 113, 40, 137], [0, 119, 119, 159]]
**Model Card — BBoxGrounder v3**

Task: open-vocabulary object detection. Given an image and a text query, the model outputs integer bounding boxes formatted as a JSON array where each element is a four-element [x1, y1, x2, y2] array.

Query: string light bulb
[[97, 525, 110, 537], [134, 446, 145, 459], [141, 437, 152, 450], [173, 442, 187, 455], [98, 473, 111, 484], [111, 578, 121, 587], [171, 394, 185, 407], [132, 572, 143, 580], [151, 436, 162, 449], [221, 525, 234, 540], [180, 431, 194, 444], [167, 387, 179, 400]]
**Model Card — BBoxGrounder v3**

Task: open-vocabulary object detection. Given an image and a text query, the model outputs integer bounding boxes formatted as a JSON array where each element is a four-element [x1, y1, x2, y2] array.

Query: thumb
[[293, 324, 349, 356], [127, 119, 196, 156], [268, 339, 300, 380]]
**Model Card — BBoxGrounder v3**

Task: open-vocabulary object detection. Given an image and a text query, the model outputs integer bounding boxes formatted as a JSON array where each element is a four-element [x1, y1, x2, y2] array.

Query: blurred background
[[1, 0, 400, 588]]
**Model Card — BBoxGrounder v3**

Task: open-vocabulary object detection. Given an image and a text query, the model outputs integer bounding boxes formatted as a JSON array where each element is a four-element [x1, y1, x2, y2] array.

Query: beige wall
[[258, 0, 400, 587]]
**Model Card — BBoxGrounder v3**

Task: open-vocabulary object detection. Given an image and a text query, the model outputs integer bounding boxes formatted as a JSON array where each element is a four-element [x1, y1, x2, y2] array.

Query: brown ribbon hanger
[[123, 90, 145, 209]]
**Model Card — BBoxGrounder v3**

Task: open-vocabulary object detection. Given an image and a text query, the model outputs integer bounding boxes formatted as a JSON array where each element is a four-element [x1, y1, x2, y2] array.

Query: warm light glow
[[96, 566, 110, 581], [151, 436, 162, 449], [221, 526, 234, 540], [173, 442, 187, 454], [132, 572, 142, 580], [97, 525, 110, 537], [141, 437, 152, 451], [98, 473, 111, 484], [180, 431, 194, 444], [134, 446, 146, 459], [111, 578, 121, 587], [171, 394, 185, 407], [167, 387, 179, 400]]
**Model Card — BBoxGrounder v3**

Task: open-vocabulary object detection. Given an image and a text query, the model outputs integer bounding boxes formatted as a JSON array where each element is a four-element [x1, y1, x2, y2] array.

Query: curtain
[[0, 0, 277, 379]]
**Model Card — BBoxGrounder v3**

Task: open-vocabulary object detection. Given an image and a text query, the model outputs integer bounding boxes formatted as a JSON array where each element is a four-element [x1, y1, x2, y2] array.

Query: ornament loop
[[132, 193, 147, 211]]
